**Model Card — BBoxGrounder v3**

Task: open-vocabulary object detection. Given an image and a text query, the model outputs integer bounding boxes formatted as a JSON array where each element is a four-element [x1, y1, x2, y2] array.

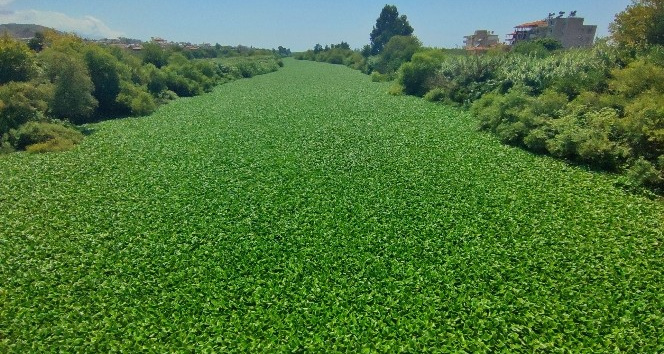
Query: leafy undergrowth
[[0, 59, 662, 352]]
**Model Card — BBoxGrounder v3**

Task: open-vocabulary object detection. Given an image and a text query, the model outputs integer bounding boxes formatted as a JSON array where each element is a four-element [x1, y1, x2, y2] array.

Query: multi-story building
[[463, 30, 500, 53], [507, 12, 597, 48]]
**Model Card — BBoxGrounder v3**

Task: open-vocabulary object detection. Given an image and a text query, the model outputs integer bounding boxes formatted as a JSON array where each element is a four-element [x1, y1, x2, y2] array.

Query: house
[[151, 37, 169, 47], [507, 11, 597, 48], [464, 30, 500, 53]]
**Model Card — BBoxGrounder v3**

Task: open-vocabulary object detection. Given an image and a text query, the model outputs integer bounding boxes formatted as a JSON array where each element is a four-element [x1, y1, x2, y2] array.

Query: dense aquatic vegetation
[[0, 59, 662, 351]]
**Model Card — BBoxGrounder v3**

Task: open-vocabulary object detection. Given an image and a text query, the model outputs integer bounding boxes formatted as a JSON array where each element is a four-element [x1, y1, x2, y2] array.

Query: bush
[[0, 82, 53, 135], [372, 35, 421, 74], [9, 121, 83, 151], [116, 83, 157, 116], [25, 137, 78, 153], [621, 90, 664, 159], [610, 59, 664, 98], [625, 157, 663, 190], [370, 72, 391, 82], [473, 87, 533, 144], [424, 88, 447, 102], [511, 38, 563, 58], [397, 50, 445, 96], [575, 108, 631, 170]]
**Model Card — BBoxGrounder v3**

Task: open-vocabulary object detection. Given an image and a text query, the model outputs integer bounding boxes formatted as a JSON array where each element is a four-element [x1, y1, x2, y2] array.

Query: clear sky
[[0, 0, 632, 51]]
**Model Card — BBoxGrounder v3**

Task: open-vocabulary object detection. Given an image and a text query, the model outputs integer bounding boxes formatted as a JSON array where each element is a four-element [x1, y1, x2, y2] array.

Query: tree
[[142, 42, 169, 68], [84, 46, 122, 113], [370, 5, 414, 55], [0, 35, 36, 84], [611, 0, 664, 49], [27, 32, 46, 52], [373, 35, 421, 74], [43, 51, 98, 123]]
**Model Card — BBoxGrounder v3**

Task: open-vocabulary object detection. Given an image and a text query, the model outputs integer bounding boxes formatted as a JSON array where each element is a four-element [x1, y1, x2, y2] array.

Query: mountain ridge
[[0, 23, 59, 39]]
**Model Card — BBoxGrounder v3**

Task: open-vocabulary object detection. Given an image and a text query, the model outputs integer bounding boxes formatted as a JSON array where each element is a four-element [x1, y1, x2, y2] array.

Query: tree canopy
[[611, 0, 664, 49], [370, 5, 414, 55]]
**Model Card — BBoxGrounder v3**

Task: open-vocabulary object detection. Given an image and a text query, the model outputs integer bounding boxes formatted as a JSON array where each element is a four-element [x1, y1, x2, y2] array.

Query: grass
[[0, 58, 662, 352]]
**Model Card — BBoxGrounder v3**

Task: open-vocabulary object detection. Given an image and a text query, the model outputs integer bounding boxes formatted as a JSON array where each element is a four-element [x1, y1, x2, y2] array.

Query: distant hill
[[0, 23, 58, 39]]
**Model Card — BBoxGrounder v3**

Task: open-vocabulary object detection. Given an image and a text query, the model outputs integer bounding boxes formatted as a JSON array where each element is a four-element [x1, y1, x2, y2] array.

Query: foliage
[[611, 0, 664, 49], [0, 34, 36, 84], [8, 121, 83, 151], [511, 38, 563, 58], [370, 5, 414, 55], [84, 46, 123, 112], [0, 33, 283, 152], [142, 42, 169, 68], [43, 51, 98, 123], [0, 60, 662, 351], [469, 44, 664, 191], [397, 49, 445, 96], [294, 43, 367, 71], [27, 32, 45, 52], [371, 35, 421, 75], [0, 81, 52, 136], [116, 83, 157, 116]]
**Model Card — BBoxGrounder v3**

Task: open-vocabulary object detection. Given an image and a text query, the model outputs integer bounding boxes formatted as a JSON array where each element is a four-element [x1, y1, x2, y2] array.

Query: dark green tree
[[373, 35, 421, 74], [84, 46, 122, 113], [44, 51, 98, 123], [142, 42, 169, 68], [28, 32, 45, 52], [370, 5, 414, 55]]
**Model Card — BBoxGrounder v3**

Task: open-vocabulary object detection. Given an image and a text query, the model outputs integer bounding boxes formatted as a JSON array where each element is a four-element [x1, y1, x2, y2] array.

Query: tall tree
[[370, 5, 414, 55], [43, 51, 97, 123], [0, 35, 36, 84], [84, 46, 122, 113], [611, 0, 664, 49]]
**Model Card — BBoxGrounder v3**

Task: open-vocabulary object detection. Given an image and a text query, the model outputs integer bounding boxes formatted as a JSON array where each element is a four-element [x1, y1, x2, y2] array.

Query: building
[[507, 11, 597, 48], [463, 30, 500, 53]]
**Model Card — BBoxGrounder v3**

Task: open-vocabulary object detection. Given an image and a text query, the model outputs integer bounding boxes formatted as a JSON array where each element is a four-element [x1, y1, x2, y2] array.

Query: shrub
[[397, 50, 445, 97], [142, 42, 169, 68], [372, 35, 421, 74], [575, 108, 631, 170], [164, 68, 203, 97], [423, 88, 447, 102], [435, 55, 505, 105], [116, 83, 157, 116], [25, 137, 78, 153], [145, 64, 168, 95], [0, 81, 53, 135], [9, 121, 83, 151], [610, 59, 664, 98], [621, 90, 664, 159], [371, 72, 391, 82], [625, 157, 663, 189]]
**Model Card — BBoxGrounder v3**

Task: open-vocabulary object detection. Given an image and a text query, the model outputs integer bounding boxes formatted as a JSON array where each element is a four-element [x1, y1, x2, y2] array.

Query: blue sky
[[0, 0, 632, 51]]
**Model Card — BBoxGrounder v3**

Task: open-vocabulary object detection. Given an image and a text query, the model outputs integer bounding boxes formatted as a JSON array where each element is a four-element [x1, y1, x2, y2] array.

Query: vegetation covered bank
[[0, 31, 282, 153]]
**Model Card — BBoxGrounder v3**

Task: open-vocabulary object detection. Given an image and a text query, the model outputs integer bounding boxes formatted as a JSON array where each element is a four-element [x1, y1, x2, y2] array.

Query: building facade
[[507, 12, 597, 48], [463, 30, 500, 53]]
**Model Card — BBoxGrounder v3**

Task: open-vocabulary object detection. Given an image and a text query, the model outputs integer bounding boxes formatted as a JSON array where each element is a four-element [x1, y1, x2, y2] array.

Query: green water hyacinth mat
[[1, 59, 662, 352]]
